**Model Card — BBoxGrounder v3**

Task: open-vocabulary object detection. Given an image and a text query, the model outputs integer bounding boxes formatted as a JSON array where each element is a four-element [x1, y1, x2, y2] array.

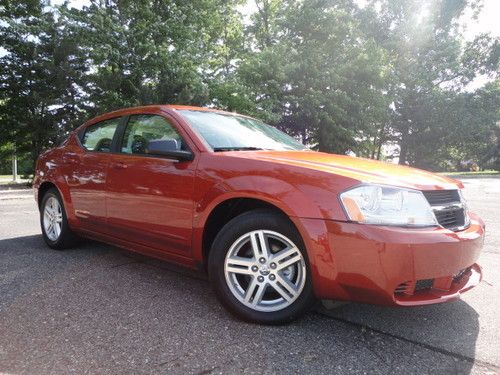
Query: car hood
[[223, 150, 462, 191]]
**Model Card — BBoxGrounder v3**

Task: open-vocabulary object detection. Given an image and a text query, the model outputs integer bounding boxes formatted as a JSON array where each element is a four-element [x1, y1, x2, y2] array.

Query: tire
[[208, 209, 315, 324], [40, 188, 78, 250]]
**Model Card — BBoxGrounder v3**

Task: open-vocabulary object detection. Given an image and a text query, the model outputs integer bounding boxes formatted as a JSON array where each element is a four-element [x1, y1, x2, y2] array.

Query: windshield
[[179, 110, 307, 151]]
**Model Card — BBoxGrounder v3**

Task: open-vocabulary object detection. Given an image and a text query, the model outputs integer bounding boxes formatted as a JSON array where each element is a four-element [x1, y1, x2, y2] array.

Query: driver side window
[[121, 115, 185, 155], [81, 117, 120, 152]]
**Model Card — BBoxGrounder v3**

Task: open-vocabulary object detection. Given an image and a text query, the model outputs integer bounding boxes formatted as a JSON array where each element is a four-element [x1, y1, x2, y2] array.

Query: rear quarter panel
[[34, 133, 82, 228]]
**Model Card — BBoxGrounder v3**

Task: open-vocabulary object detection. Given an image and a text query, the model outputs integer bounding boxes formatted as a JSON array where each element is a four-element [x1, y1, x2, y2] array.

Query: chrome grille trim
[[422, 190, 460, 205], [422, 190, 469, 232]]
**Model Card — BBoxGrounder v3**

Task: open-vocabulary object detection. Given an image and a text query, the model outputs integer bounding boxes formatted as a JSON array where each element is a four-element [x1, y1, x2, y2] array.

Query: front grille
[[422, 190, 460, 205], [422, 190, 467, 231], [395, 282, 411, 294], [453, 268, 469, 283], [415, 279, 433, 291], [394, 270, 472, 297], [434, 208, 466, 228], [394, 278, 434, 296]]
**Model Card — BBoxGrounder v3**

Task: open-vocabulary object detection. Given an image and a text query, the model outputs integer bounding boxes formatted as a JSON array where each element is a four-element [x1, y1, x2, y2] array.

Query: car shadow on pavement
[[0, 233, 207, 311], [0, 234, 483, 374], [318, 294, 480, 365], [0, 234, 112, 310]]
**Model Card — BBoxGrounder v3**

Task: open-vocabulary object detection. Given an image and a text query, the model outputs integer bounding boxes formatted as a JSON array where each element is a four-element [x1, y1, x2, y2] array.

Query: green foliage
[[0, 0, 88, 167], [61, 0, 245, 113], [237, 0, 391, 155], [358, 0, 499, 169], [0, 0, 499, 173]]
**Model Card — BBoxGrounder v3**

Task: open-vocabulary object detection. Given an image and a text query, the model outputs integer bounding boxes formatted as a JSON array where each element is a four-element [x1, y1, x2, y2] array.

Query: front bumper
[[295, 212, 485, 306]]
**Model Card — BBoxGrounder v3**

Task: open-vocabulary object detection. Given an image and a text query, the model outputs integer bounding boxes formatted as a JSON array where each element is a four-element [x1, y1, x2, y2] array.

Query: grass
[[440, 170, 499, 178], [443, 170, 498, 175], [0, 175, 32, 187], [0, 174, 33, 179]]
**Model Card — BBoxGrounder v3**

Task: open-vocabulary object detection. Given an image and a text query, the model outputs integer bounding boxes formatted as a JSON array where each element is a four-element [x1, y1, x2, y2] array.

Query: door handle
[[113, 162, 128, 170]]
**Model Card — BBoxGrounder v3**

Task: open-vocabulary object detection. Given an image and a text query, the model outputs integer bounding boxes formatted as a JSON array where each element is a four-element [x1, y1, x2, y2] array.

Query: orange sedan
[[33, 105, 484, 324]]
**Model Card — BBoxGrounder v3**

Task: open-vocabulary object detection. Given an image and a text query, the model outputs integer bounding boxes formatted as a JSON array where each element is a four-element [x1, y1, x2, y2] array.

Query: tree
[[62, 0, 246, 115], [237, 0, 390, 154], [0, 0, 88, 167], [0, 0, 498, 174], [359, 0, 499, 167], [446, 80, 500, 170]]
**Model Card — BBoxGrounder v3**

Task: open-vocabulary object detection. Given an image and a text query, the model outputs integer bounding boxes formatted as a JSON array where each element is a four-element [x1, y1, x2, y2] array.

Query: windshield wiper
[[213, 146, 266, 152]]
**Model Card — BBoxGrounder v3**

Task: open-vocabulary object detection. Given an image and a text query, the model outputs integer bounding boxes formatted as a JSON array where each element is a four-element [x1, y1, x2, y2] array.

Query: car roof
[[84, 105, 256, 127]]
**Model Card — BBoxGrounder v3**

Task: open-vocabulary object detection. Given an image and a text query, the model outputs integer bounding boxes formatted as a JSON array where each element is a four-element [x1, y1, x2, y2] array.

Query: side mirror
[[146, 139, 194, 161]]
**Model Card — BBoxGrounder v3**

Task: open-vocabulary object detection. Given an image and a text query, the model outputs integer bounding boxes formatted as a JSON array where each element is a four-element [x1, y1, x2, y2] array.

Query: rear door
[[105, 113, 197, 255], [65, 117, 122, 233]]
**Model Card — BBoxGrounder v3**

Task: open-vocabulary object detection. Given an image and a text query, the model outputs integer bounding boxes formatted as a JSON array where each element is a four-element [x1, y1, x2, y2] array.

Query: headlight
[[340, 185, 438, 226]]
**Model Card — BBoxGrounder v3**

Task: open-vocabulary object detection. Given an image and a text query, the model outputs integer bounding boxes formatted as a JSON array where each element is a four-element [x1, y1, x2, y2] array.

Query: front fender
[[195, 175, 325, 224], [191, 175, 337, 294], [191, 175, 328, 266]]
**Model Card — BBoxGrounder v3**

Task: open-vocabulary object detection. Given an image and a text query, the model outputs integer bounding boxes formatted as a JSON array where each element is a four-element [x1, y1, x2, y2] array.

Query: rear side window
[[121, 115, 186, 154], [81, 118, 120, 152]]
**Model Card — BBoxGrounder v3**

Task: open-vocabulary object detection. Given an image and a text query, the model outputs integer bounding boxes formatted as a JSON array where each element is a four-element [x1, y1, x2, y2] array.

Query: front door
[[65, 116, 122, 233], [105, 114, 196, 255]]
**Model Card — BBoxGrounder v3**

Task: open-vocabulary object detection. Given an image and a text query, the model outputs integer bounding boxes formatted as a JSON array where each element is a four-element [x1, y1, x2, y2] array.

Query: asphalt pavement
[[0, 179, 499, 374]]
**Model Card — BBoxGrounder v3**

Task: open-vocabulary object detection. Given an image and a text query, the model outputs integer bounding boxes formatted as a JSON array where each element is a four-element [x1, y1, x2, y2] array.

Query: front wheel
[[208, 209, 315, 324]]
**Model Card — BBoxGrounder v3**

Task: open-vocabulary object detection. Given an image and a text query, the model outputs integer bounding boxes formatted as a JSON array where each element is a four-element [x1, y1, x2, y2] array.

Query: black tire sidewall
[[208, 209, 315, 324]]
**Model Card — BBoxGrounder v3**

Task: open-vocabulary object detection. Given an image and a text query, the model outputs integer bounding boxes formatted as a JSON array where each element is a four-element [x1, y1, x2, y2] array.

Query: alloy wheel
[[43, 196, 63, 241], [224, 229, 306, 312]]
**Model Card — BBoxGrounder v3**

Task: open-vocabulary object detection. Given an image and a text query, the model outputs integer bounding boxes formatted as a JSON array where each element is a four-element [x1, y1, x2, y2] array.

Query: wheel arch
[[37, 181, 59, 208], [198, 196, 308, 270], [192, 175, 327, 268]]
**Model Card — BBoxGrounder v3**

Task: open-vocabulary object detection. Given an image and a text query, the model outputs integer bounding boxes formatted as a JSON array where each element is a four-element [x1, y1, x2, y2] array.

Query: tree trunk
[[370, 139, 376, 159], [398, 126, 409, 165], [375, 139, 383, 160], [399, 141, 407, 164], [12, 154, 18, 182]]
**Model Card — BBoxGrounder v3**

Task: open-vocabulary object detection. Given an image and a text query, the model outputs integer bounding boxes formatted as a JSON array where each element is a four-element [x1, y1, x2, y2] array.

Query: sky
[[460, 0, 500, 41]]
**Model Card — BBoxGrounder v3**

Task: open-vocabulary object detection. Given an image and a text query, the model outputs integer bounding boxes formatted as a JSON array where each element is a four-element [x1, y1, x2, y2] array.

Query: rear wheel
[[208, 209, 315, 324], [40, 188, 78, 250]]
